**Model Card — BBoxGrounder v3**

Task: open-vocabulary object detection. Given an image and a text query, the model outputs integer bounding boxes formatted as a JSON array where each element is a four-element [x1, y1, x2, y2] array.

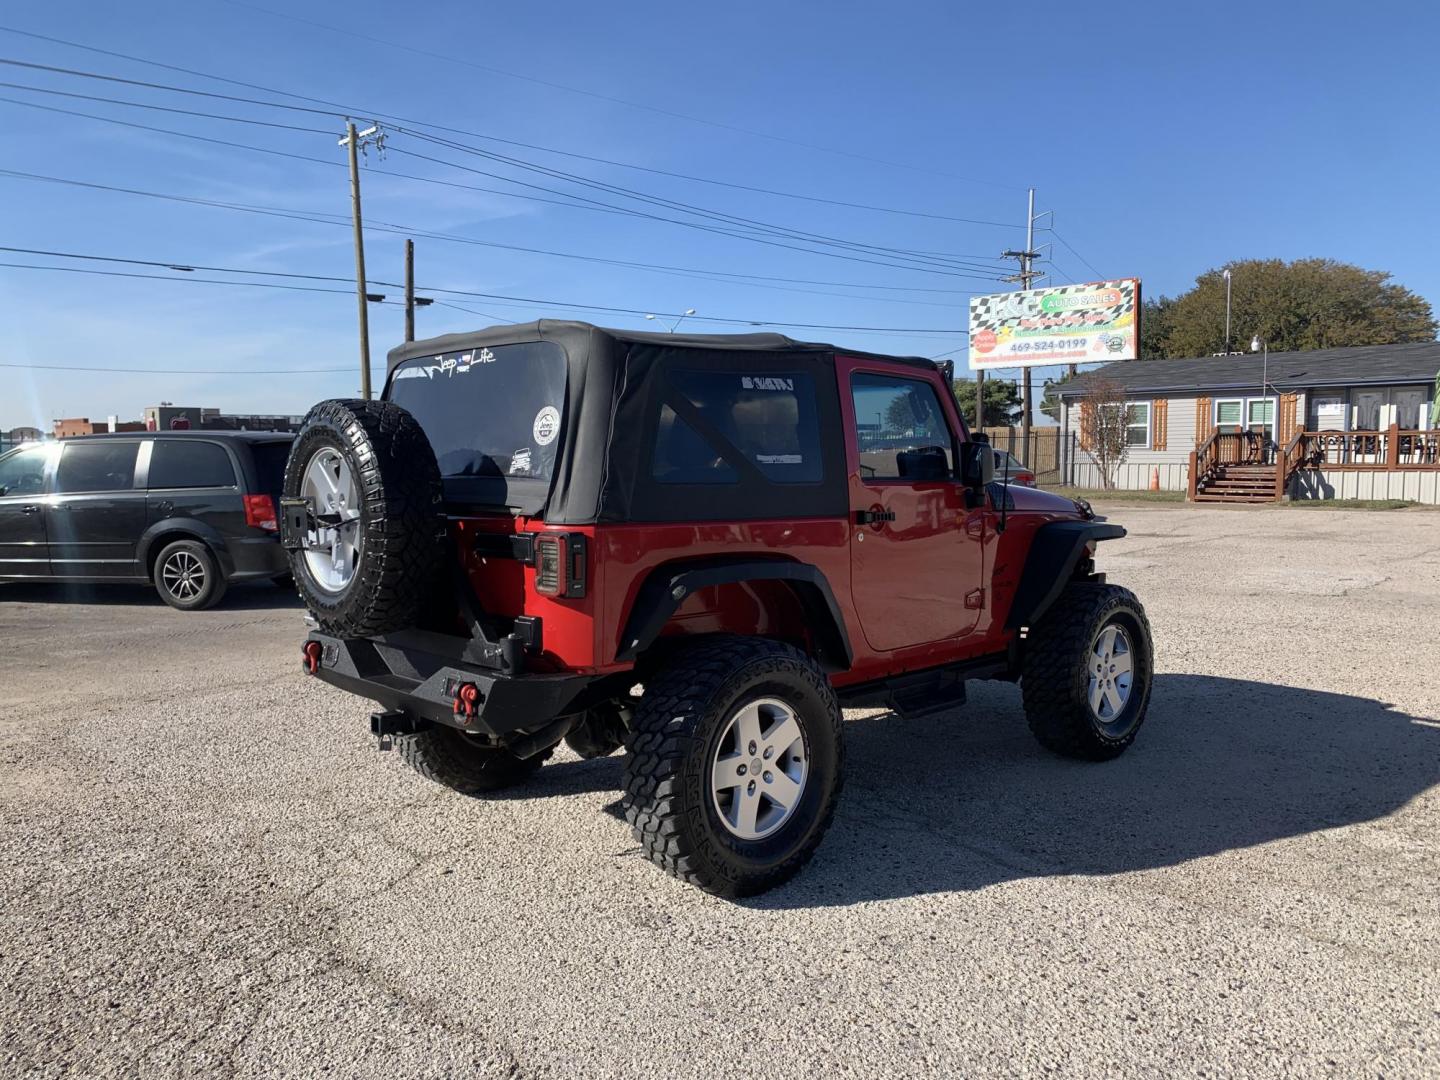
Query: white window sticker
[[756, 453, 803, 465], [509, 448, 533, 475], [741, 376, 794, 391], [533, 406, 561, 446]]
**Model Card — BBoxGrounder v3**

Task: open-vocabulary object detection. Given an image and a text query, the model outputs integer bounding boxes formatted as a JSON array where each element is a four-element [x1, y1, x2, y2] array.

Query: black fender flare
[[1005, 521, 1126, 630], [617, 557, 853, 671], [137, 518, 235, 579]]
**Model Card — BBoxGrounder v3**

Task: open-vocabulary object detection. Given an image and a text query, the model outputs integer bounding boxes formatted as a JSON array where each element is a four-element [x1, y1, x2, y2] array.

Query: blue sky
[[2, 0, 1438, 430]]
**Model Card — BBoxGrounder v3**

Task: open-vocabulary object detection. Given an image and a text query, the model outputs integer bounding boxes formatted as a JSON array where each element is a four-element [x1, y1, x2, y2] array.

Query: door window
[[850, 373, 953, 480], [1247, 399, 1275, 438], [1351, 390, 1384, 432], [55, 441, 139, 494], [0, 446, 48, 497], [147, 440, 237, 489], [1391, 387, 1426, 429]]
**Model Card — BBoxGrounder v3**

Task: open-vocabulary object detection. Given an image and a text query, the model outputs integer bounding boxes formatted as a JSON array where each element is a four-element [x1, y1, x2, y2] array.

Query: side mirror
[[896, 446, 950, 482], [959, 442, 995, 489]]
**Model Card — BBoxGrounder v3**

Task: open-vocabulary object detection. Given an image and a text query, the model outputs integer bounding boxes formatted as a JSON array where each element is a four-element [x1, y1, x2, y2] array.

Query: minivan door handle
[[21, 505, 41, 515]]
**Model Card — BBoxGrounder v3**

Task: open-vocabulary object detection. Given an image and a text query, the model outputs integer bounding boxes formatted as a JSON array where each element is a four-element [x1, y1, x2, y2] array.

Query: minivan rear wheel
[[154, 539, 227, 611]]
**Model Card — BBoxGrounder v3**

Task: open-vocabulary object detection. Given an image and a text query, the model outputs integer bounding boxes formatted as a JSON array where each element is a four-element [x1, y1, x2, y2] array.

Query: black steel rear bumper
[[304, 629, 605, 739]]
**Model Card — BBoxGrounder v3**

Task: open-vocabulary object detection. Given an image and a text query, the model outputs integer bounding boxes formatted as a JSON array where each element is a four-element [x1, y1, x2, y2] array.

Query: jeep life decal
[[968, 278, 1140, 370]]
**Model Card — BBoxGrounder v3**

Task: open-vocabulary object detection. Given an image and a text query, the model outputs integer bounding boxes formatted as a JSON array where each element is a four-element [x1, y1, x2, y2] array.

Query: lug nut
[[748, 740, 757, 755], [737, 764, 747, 776], [747, 780, 756, 795], [763, 771, 773, 783], [763, 747, 774, 760]]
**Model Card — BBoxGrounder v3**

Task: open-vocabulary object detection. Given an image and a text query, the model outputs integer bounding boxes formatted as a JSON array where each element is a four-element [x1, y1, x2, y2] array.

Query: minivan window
[[55, 441, 139, 494], [0, 446, 47, 497], [148, 440, 237, 489], [389, 342, 567, 485], [249, 441, 292, 501]]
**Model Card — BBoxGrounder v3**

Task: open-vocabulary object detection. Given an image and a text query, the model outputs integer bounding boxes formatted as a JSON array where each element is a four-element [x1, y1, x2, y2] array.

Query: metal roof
[[1056, 340, 1440, 398]]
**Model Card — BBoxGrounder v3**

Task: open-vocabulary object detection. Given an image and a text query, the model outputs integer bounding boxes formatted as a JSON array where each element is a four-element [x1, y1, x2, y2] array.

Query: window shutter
[[1195, 396, 1212, 444], [1279, 393, 1299, 445], [1079, 400, 1096, 452], [1152, 399, 1168, 450]]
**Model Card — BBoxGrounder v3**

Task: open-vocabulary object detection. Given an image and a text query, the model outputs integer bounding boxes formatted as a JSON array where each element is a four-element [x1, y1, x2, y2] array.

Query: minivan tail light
[[244, 493, 278, 532], [533, 533, 587, 598]]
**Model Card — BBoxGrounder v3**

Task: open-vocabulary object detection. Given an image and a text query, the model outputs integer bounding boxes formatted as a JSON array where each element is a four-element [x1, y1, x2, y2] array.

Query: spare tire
[[283, 399, 445, 637]]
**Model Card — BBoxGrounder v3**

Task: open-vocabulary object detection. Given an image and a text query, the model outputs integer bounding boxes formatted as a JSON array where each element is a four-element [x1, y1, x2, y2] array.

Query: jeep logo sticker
[[533, 406, 561, 446], [741, 376, 794, 391]]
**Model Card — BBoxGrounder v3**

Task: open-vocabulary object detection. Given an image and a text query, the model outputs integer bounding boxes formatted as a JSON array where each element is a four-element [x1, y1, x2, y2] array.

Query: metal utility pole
[[341, 121, 382, 398], [404, 239, 415, 343], [1223, 268, 1233, 354], [1002, 188, 1042, 455]]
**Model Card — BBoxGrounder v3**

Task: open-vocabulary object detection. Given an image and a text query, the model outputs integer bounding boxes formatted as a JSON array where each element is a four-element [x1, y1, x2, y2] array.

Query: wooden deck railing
[[1296, 426, 1440, 471]]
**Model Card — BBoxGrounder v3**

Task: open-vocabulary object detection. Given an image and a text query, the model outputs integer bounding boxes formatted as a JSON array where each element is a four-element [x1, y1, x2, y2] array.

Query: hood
[[1006, 483, 1090, 518]]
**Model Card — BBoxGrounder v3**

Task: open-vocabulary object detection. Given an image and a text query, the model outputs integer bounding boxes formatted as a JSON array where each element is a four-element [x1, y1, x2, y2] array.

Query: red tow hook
[[302, 640, 323, 675], [453, 682, 480, 719]]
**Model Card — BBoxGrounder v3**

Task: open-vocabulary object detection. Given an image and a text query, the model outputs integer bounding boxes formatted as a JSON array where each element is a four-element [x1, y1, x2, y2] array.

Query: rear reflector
[[244, 493, 278, 532]]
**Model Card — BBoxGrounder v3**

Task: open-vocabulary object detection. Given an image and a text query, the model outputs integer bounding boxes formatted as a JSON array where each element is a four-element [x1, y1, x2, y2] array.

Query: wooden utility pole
[[404, 239, 416, 343], [341, 121, 381, 399], [1003, 188, 1041, 455]]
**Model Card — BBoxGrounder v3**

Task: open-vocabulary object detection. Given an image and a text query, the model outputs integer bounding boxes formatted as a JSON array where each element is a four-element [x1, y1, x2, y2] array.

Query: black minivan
[[0, 432, 293, 610]]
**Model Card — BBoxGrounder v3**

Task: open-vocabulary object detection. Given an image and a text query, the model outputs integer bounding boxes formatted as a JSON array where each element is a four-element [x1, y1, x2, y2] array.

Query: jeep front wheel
[[622, 637, 844, 897], [1021, 583, 1154, 760]]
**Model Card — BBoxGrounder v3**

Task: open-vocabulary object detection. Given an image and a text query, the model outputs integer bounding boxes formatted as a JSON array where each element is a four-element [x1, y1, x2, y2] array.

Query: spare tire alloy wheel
[[283, 399, 445, 639], [300, 446, 362, 593]]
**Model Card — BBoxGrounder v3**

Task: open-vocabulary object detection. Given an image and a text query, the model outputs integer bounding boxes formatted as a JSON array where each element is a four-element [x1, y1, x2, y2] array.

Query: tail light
[[533, 533, 587, 598], [244, 493, 278, 532]]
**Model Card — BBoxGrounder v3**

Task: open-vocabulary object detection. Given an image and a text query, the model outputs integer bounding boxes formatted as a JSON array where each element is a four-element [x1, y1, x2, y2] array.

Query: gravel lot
[[2, 503, 1437, 1078]]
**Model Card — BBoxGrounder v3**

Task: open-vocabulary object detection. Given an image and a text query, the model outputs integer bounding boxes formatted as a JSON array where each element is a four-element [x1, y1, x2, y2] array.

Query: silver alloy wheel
[[161, 549, 206, 601], [1088, 622, 1135, 722], [300, 447, 363, 594], [710, 697, 809, 841]]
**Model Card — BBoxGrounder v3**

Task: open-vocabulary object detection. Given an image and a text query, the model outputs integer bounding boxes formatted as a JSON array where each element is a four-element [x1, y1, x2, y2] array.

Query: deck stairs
[[1193, 463, 1279, 503]]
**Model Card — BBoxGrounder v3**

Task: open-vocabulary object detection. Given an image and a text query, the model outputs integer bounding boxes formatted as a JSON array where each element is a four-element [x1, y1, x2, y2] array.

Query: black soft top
[[384, 320, 942, 525]]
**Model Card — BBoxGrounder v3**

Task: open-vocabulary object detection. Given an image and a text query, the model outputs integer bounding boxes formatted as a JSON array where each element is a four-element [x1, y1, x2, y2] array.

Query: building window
[[1215, 399, 1243, 432], [1125, 402, 1151, 447]]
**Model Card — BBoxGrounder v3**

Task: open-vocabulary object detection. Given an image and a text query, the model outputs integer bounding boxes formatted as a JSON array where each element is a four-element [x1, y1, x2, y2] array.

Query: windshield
[[388, 342, 568, 492]]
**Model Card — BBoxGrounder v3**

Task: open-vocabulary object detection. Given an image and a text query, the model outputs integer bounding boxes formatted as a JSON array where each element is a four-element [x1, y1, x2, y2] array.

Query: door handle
[[21, 505, 41, 515], [854, 509, 896, 525]]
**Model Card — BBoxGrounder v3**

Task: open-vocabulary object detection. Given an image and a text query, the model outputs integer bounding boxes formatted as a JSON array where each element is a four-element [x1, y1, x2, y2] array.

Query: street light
[[645, 308, 697, 332], [1251, 334, 1270, 443]]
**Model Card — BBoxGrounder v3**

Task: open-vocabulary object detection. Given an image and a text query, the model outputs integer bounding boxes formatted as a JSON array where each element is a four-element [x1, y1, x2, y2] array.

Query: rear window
[[389, 342, 567, 484], [652, 370, 823, 485], [249, 441, 292, 501], [148, 440, 237, 489]]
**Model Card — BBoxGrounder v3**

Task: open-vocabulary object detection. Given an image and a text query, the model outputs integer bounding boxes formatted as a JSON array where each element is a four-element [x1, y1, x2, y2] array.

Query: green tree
[[1147, 258, 1436, 359], [952, 377, 1022, 428]]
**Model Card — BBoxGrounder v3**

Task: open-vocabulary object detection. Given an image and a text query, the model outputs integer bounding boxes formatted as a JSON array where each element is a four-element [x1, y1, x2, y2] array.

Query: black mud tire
[[153, 539, 228, 611], [283, 399, 444, 637], [622, 637, 844, 898], [563, 705, 627, 759], [1021, 583, 1154, 761], [397, 726, 552, 795]]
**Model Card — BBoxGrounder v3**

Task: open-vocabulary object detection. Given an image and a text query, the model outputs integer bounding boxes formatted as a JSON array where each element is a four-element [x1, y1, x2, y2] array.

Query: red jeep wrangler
[[283, 321, 1152, 896]]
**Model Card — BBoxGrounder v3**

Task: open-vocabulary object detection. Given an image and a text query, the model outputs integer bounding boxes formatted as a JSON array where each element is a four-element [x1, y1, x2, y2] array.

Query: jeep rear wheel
[[1021, 583, 1154, 761], [398, 726, 552, 795], [622, 637, 844, 897]]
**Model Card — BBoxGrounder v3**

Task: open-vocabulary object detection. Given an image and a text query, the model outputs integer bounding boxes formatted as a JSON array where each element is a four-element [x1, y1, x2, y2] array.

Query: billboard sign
[[968, 278, 1140, 370]]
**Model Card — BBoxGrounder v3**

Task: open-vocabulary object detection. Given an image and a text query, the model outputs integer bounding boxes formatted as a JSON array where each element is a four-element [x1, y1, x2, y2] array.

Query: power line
[[0, 48, 1021, 232], [396, 129, 1009, 273], [0, 359, 352, 374], [1047, 228, 1106, 280], [0, 249, 971, 334], [0, 93, 1007, 283], [0, 76, 333, 132], [205, 1, 1016, 187], [0, 169, 990, 305]]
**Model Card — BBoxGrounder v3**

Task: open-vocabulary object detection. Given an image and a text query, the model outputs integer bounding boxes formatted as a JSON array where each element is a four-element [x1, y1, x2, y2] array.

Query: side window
[[0, 446, 48, 497], [850, 372, 954, 480], [652, 370, 823, 485], [55, 441, 139, 494], [148, 440, 237, 489]]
